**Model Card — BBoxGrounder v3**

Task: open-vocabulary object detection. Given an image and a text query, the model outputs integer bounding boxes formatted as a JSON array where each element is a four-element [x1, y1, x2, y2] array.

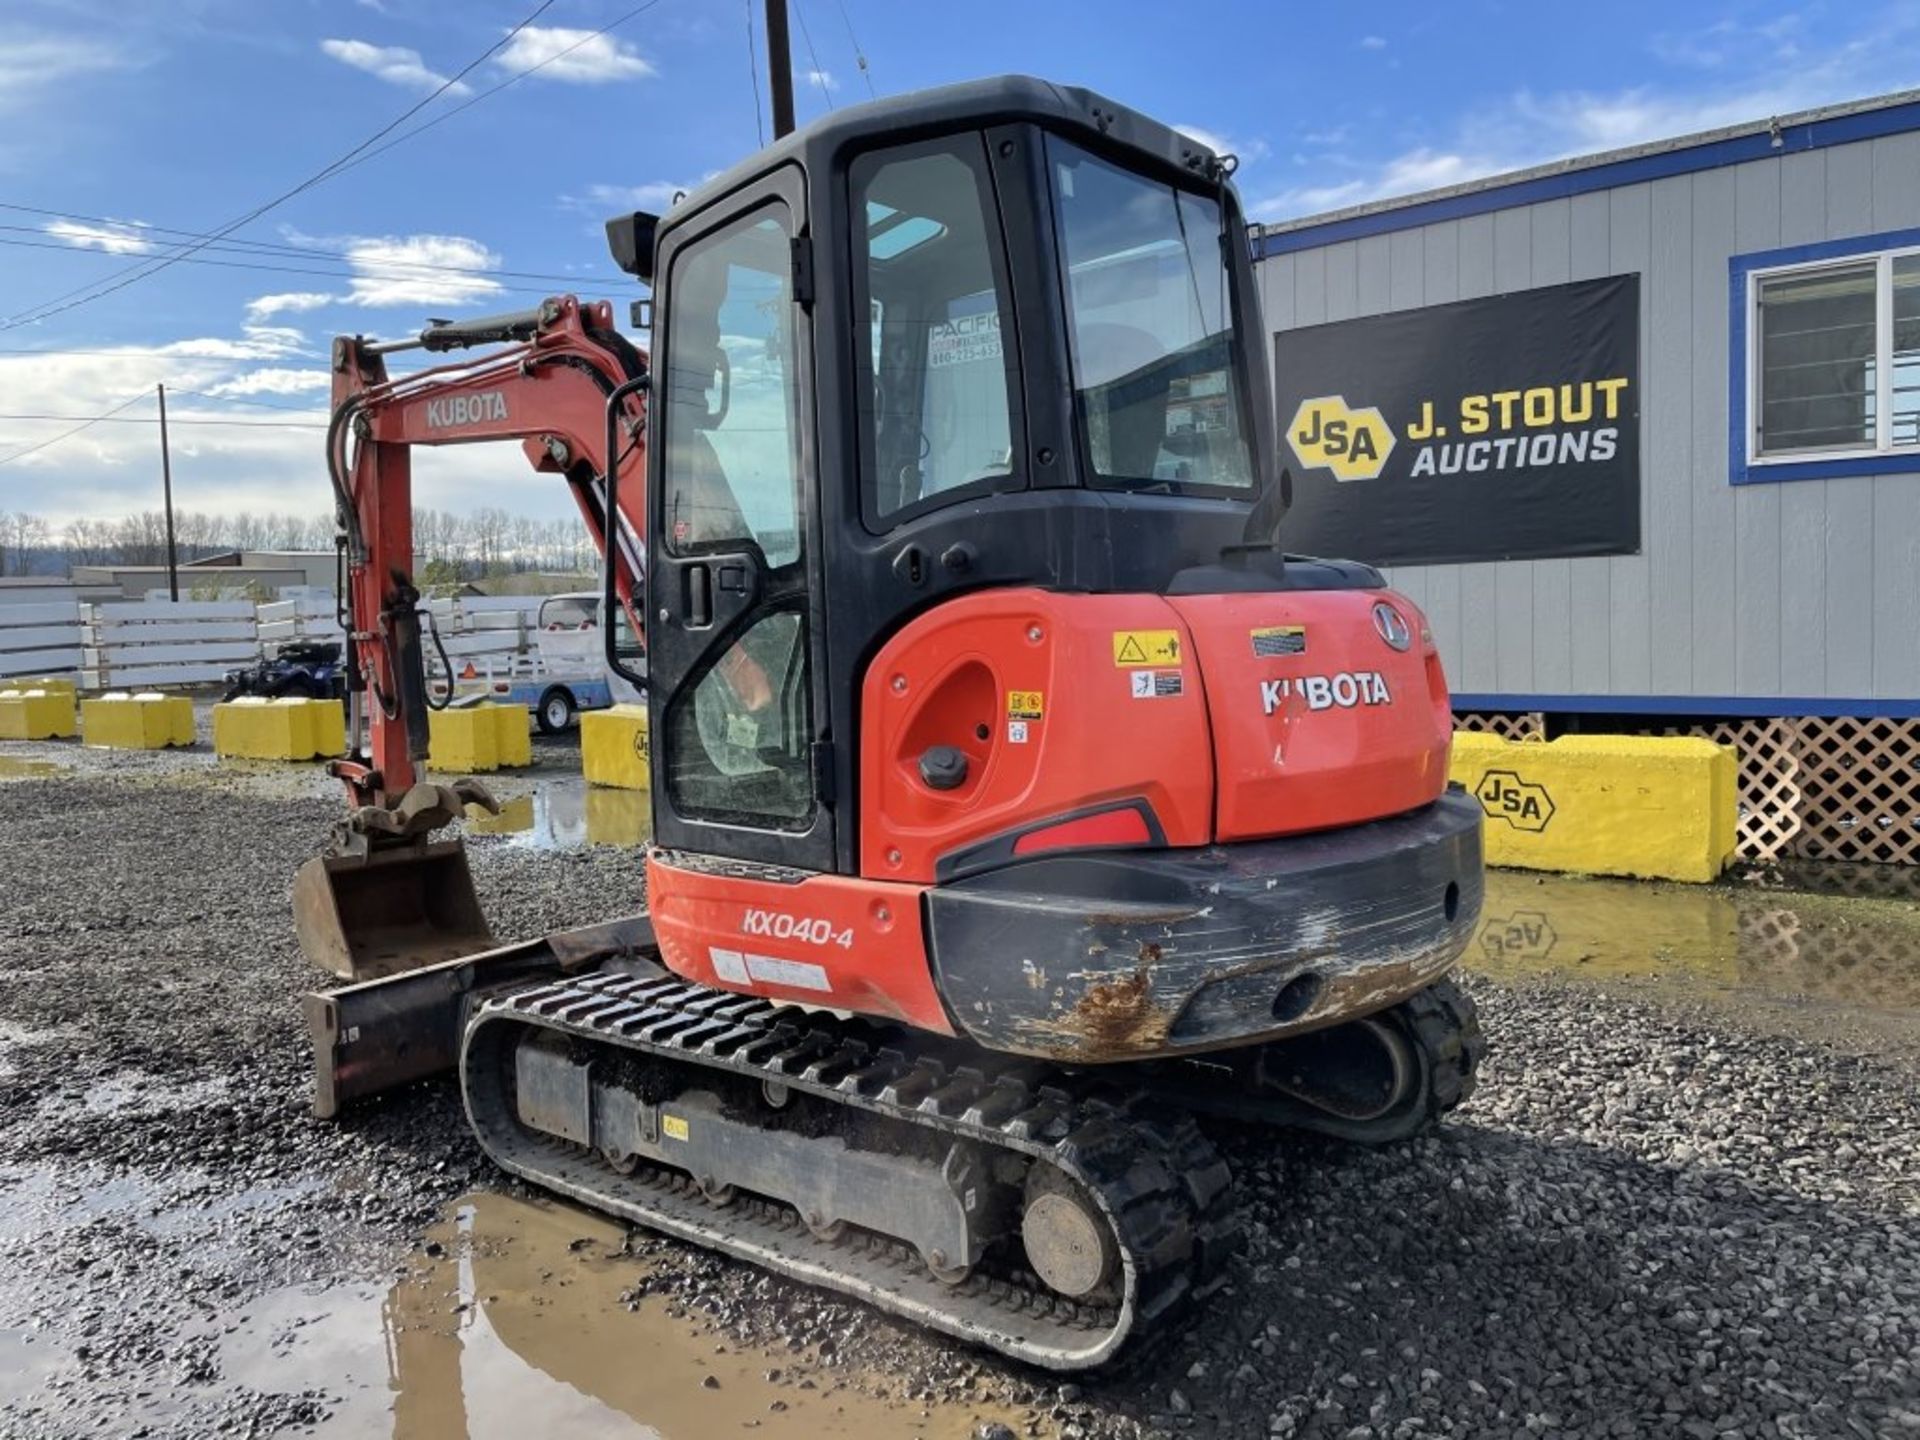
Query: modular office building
[[1253, 90, 1920, 866]]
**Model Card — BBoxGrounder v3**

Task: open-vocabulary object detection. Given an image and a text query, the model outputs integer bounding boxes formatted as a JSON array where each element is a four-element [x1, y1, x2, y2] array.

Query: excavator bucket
[[293, 838, 494, 983]]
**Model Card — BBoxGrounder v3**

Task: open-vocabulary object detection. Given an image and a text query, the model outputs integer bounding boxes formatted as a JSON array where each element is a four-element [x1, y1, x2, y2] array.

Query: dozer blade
[[293, 838, 493, 982]]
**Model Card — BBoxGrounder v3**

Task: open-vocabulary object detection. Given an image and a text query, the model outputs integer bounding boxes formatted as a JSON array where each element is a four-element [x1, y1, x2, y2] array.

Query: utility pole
[[764, 0, 795, 140], [157, 382, 179, 600]]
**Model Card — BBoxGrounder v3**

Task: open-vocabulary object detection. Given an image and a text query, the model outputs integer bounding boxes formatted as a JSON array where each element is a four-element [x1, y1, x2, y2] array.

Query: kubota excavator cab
[[604, 75, 1481, 1058]]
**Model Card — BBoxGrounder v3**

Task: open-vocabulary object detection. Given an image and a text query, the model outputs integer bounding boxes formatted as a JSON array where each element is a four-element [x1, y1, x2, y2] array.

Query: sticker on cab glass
[[663, 1114, 690, 1142], [1112, 630, 1181, 667], [1130, 671, 1184, 699], [1006, 690, 1044, 719], [1250, 624, 1307, 658]]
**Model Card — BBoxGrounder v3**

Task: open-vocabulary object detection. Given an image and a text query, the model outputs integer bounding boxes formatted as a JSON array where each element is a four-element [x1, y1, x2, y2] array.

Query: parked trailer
[[429, 593, 640, 733]]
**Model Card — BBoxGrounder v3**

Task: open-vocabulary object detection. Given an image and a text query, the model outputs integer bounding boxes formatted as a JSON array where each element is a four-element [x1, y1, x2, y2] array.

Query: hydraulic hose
[[602, 372, 650, 691]]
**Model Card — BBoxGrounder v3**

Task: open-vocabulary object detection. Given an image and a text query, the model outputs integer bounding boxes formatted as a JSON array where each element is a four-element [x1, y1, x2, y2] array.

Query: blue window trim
[[1729, 226, 1920, 485], [1451, 692, 1920, 720], [1255, 99, 1920, 258]]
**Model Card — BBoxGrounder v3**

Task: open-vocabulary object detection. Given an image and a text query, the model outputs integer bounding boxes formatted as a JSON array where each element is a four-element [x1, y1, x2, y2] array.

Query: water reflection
[[212, 1192, 1026, 1439], [467, 782, 651, 849], [1470, 870, 1920, 1013]]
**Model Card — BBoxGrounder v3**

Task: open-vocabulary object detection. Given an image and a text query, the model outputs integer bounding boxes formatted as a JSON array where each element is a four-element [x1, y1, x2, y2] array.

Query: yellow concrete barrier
[[81, 692, 196, 749], [213, 697, 346, 760], [582, 704, 650, 790], [0, 687, 77, 740], [1450, 732, 1737, 883], [18, 676, 77, 697], [429, 703, 532, 773]]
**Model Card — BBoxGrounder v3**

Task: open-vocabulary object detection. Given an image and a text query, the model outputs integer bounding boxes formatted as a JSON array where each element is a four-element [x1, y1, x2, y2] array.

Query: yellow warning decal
[[662, 1114, 690, 1142], [1112, 630, 1181, 667], [1006, 690, 1044, 719]]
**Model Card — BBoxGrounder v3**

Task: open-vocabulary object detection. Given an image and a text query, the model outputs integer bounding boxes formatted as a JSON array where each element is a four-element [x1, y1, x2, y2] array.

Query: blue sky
[[2, 0, 1917, 529]]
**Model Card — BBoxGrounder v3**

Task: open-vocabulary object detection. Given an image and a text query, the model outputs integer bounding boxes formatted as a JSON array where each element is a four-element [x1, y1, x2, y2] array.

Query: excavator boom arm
[[325, 295, 647, 807]]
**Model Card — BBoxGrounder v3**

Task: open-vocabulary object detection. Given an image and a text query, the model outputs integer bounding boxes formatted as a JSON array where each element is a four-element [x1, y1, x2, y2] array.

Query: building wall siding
[[1258, 135, 1920, 707]]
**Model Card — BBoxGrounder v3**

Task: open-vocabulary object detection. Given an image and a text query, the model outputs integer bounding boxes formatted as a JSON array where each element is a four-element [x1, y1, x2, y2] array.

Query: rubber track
[[460, 969, 1242, 1370], [1400, 976, 1487, 1121]]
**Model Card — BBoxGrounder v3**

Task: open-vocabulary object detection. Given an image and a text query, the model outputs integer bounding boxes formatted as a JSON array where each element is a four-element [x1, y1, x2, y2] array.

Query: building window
[[1750, 247, 1920, 461]]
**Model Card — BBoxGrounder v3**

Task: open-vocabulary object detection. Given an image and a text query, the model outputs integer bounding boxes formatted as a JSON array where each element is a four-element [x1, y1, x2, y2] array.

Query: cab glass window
[[662, 206, 803, 566], [853, 137, 1021, 523], [1047, 137, 1254, 491]]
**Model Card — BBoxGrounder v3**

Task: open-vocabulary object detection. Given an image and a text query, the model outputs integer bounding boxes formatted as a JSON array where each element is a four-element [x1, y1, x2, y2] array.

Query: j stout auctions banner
[[1273, 275, 1641, 566]]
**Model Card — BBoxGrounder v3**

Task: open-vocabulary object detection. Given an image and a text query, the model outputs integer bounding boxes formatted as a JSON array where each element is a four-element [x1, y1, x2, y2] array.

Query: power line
[[0, 0, 558, 333], [792, 0, 834, 112], [0, 208, 612, 286], [0, 233, 593, 300], [832, 0, 877, 99], [0, 411, 324, 429], [0, 392, 152, 468], [308, 0, 670, 189], [746, 0, 766, 147], [171, 389, 324, 413]]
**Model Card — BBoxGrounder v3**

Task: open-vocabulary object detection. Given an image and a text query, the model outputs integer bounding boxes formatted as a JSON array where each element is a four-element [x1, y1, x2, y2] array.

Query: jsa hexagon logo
[[1286, 395, 1396, 482], [1474, 769, 1555, 832]]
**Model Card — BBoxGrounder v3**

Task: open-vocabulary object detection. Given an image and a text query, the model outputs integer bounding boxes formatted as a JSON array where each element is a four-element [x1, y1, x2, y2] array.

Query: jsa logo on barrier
[[743, 909, 854, 949], [1475, 770, 1556, 831], [1260, 671, 1391, 715]]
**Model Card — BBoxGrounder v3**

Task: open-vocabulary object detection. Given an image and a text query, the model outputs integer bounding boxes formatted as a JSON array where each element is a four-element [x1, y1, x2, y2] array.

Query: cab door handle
[[684, 563, 712, 628]]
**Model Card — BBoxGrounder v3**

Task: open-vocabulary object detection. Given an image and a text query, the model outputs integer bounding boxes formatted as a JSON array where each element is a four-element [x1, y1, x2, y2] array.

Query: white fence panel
[[85, 663, 236, 689], [83, 599, 260, 690], [91, 618, 257, 643], [0, 597, 83, 680], [0, 648, 84, 680], [0, 602, 86, 628], [259, 597, 337, 623], [97, 599, 254, 622]]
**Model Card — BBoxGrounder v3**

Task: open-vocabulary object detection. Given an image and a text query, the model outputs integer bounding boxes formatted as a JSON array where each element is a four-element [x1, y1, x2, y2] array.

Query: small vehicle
[[221, 639, 343, 702], [432, 592, 644, 733]]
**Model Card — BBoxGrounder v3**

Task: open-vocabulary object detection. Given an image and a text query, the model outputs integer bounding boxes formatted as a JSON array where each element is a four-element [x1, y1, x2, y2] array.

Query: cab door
[[646, 166, 835, 870]]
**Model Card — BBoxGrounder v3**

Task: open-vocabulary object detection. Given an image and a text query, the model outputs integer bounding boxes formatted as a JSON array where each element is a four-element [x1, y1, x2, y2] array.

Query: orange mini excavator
[[298, 76, 1486, 1369]]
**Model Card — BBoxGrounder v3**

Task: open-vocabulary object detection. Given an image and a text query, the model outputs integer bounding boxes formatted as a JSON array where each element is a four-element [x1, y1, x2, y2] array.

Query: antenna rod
[[764, 0, 795, 139]]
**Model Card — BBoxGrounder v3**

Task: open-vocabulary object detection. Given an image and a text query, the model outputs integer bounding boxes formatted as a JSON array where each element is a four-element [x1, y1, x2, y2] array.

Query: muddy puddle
[[1470, 869, 1920, 1013], [0, 756, 61, 780], [467, 780, 650, 849], [203, 1191, 1034, 1439]]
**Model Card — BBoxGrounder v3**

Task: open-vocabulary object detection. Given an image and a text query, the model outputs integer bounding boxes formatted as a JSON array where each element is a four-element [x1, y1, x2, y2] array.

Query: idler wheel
[[1021, 1163, 1118, 1299]]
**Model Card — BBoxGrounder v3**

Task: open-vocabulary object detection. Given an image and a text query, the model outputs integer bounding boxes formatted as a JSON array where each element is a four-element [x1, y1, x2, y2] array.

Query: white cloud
[[1253, 9, 1920, 222], [0, 31, 124, 113], [1174, 124, 1271, 166], [494, 26, 654, 84], [0, 332, 554, 526], [245, 292, 335, 321], [320, 38, 470, 96], [807, 69, 837, 91], [1359, 35, 1387, 50], [44, 219, 153, 255], [341, 234, 502, 307], [575, 181, 690, 212], [272, 229, 506, 309], [203, 369, 332, 398]]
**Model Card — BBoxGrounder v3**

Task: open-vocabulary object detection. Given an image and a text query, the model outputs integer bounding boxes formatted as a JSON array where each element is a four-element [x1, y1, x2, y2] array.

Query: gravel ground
[[0, 754, 1916, 1439]]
